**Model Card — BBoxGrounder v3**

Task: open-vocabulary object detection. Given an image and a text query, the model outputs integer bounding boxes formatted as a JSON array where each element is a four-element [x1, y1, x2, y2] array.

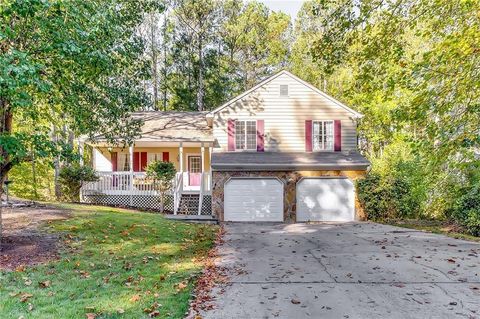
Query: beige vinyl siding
[[213, 73, 358, 152]]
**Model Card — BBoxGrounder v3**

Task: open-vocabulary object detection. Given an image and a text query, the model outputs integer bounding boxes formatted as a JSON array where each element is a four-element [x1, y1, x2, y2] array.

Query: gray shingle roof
[[211, 151, 370, 171], [95, 111, 213, 142]]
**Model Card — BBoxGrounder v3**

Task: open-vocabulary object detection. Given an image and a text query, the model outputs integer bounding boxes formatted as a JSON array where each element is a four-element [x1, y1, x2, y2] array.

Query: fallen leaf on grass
[[39, 281, 51, 288], [20, 293, 33, 302], [15, 265, 25, 272], [175, 282, 188, 292], [130, 294, 141, 302], [123, 261, 133, 271], [86, 313, 96, 319]]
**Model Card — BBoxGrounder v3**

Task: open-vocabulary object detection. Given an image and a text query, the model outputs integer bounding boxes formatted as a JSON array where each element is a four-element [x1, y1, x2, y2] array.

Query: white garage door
[[296, 178, 355, 222], [224, 178, 284, 222]]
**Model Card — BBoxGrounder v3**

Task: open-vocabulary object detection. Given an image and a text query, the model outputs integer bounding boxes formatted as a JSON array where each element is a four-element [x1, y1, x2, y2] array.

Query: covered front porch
[[80, 141, 213, 214]]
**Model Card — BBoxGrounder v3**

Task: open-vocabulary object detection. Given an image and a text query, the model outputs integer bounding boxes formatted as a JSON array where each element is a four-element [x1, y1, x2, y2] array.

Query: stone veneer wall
[[212, 170, 367, 222]]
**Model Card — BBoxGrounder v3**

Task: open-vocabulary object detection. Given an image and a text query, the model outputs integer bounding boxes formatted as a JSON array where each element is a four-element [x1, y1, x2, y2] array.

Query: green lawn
[[0, 203, 218, 319], [383, 219, 480, 242]]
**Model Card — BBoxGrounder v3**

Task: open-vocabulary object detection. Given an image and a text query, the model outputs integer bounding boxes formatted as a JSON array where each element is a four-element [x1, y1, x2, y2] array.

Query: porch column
[[78, 139, 84, 165], [129, 144, 134, 206], [201, 143, 205, 173], [208, 145, 212, 172], [179, 142, 184, 172], [208, 145, 213, 191]]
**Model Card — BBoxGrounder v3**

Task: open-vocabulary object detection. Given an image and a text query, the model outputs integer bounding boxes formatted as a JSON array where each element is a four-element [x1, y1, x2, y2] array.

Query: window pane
[[312, 121, 334, 151], [235, 121, 245, 149], [118, 154, 130, 171], [246, 121, 257, 150], [189, 156, 201, 173], [312, 122, 321, 151], [313, 121, 320, 135], [325, 121, 334, 150]]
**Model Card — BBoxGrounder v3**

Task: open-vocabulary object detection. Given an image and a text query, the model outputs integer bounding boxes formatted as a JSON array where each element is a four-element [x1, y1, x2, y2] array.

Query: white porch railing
[[81, 172, 162, 195], [81, 171, 212, 214]]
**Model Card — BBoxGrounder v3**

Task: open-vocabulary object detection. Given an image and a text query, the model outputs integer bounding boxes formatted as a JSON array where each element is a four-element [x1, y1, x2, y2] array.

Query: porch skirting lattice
[[81, 194, 212, 215]]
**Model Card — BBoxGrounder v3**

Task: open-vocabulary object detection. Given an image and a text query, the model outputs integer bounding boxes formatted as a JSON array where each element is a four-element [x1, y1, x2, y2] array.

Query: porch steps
[[165, 214, 218, 224], [178, 194, 200, 215]]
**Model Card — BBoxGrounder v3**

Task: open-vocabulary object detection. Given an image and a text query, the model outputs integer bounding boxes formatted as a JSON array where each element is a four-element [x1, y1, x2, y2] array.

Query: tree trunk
[[0, 187, 3, 252], [51, 125, 61, 199], [162, 12, 168, 111], [150, 14, 159, 110], [197, 38, 204, 111], [32, 152, 38, 199], [0, 98, 13, 252]]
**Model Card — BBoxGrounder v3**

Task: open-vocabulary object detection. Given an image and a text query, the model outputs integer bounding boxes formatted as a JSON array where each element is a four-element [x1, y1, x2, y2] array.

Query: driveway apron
[[200, 222, 480, 319]]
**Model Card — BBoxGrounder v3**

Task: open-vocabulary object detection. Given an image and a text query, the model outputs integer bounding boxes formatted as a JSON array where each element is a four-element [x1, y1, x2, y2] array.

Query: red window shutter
[[140, 152, 148, 171], [256, 120, 264, 152], [133, 152, 140, 172], [111, 152, 118, 171], [305, 120, 313, 152], [227, 119, 236, 151], [162, 152, 169, 162], [334, 120, 342, 151]]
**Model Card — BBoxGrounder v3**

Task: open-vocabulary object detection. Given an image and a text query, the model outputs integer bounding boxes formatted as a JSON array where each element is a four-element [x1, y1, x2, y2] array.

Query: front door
[[188, 156, 201, 186]]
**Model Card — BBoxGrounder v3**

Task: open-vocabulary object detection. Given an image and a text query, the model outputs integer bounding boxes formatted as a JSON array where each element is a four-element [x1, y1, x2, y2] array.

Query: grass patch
[[0, 203, 218, 318], [383, 219, 480, 242]]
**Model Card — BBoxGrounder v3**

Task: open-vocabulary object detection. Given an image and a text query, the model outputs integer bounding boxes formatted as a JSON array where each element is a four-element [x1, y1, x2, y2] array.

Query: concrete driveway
[[201, 222, 480, 319]]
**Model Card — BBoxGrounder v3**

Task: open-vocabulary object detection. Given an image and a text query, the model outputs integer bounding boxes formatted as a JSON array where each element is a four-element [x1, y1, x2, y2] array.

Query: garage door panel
[[297, 178, 354, 222], [225, 178, 283, 222]]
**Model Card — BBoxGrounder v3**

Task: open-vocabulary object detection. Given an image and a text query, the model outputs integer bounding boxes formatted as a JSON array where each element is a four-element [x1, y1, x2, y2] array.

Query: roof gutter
[[211, 163, 370, 171]]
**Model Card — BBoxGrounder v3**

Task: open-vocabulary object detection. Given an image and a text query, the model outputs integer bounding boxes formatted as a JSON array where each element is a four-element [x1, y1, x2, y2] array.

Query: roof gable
[[207, 70, 363, 118]]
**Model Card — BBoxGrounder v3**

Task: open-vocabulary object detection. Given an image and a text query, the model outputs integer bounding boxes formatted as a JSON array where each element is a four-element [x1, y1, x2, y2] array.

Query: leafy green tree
[[0, 0, 160, 248], [298, 0, 479, 223], [145, 161, 176, 213]]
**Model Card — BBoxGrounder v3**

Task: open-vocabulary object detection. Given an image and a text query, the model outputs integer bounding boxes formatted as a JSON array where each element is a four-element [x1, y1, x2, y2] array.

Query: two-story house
[[80, 70, 370, 222]]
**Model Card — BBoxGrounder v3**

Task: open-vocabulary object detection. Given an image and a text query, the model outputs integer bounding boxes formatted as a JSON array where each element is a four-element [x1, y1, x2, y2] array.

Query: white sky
[[257, 0, 305, 20]]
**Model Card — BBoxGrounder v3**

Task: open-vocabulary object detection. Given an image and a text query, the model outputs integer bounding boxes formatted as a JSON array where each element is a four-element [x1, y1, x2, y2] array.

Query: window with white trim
[[313, 120, 334, 151], [235, 120, 257, 150], [117, 153, 131, 171], [147, 153, 163, 164]]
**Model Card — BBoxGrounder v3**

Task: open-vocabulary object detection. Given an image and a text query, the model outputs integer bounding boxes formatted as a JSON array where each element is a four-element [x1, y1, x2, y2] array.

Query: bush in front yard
[[59, 165, 98, 202], [146, 161, 176, 213], [356, 162, 422, 220], [452, 183, 480, 236]]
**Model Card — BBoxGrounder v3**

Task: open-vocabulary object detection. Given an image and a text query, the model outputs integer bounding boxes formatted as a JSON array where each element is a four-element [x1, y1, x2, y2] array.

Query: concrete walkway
[[201, 222, 480, 319]]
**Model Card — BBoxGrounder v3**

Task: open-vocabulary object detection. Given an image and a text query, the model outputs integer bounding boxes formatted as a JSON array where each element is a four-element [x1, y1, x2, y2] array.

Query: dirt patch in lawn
[[0, 199, 70, 270]]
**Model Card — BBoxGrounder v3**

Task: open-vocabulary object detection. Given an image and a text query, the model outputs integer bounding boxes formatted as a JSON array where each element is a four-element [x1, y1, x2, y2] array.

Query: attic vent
[[280, 84, 288, 96]]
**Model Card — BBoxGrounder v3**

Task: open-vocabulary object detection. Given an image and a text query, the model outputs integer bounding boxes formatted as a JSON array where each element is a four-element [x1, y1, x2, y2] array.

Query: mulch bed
[[0, 200, 70, 271]]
